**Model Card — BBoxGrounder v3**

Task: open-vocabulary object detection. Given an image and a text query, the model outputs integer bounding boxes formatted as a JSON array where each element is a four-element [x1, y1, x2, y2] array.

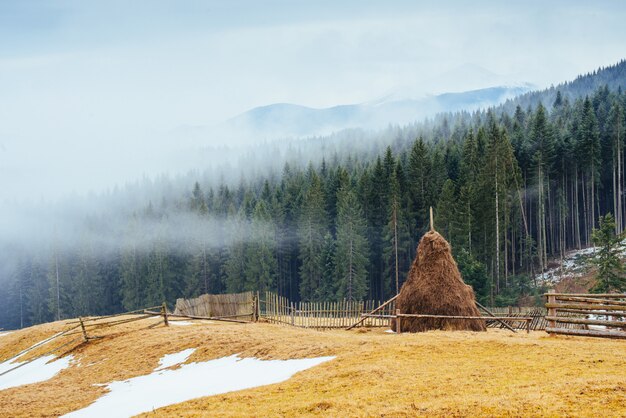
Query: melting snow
[[63, 352, 334, 418], [0, 354, 73, 391], [0, 332, 12, 338], [536, 239, 626, 286], [155, 348, 195, 371], [170, 321, 194, 326]]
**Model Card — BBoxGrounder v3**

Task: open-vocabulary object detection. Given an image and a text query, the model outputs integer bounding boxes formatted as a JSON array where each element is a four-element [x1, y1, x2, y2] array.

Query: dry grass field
[[0, 316, 625, 417]]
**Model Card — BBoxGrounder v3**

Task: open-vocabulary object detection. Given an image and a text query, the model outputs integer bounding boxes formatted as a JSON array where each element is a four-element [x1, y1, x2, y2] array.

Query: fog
[[1, 1, 625, 203], [1, 1, 626, 320]]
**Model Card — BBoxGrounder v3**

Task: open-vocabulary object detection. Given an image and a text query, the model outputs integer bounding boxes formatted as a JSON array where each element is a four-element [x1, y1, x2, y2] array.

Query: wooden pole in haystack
[[430, 206, 434, 232]]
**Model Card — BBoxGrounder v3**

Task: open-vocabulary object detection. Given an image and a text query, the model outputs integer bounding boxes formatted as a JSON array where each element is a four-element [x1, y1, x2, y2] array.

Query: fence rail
[[171, 291, 549, 331], [545, 291, 626, 339], [259, 292, 543, 331]]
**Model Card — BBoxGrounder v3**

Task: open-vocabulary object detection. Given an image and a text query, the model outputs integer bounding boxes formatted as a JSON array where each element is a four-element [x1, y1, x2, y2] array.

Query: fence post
[[162, 302, 169, 327], [251, 293, 258, 322], [79, 317, 89, 342], [396, 309, 402, 334], [546, 290, 556, 332], [256, 291, 260, 321]]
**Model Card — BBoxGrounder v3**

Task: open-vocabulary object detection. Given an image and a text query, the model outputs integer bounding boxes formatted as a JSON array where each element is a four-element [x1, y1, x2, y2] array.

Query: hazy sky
[[1, 0, 625, 201]]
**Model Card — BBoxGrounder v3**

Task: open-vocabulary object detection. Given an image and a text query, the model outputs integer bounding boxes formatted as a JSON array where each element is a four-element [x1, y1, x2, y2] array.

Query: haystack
[[391, 230, 486, 332]]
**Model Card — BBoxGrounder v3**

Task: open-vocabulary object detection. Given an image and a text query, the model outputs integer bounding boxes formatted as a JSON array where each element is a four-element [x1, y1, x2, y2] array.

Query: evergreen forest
[[2, 61, 626, 330]]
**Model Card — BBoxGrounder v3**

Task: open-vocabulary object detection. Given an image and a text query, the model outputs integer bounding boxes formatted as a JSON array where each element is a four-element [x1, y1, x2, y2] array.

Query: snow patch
[[385, 329, 396, 334], [63, 352, 334, 418], [0, 332, 13, 338], [155, 348, 195, 371], [0, 354, 73, 391], [170, 321, 194, 326], [537, 239, 626, 286]]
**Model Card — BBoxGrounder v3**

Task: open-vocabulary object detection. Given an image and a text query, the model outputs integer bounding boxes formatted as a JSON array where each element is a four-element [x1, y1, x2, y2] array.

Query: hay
[[2, 320, 626, 417], [391, 230, 486, 332]]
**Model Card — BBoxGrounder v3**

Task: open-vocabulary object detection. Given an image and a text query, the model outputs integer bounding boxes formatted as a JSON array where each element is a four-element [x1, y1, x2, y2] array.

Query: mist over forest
[[2, 60, 626, 329]]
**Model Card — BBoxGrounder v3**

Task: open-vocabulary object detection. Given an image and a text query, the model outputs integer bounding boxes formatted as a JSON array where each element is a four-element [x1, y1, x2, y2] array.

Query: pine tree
[[298, 173, 328, 301], [335, 186, 369, 301], [244, 200, 277, 293], [408, 138, 431, 229], [435, 179, 456, 242], [224, 206, 248, 293], [119, 214, 153, 310], [577, 97, 601, 236], [590, 213, 626, 292], [382, 165, 410, 297], [317, 232, 337, 300], [529, 104, 555, 272]]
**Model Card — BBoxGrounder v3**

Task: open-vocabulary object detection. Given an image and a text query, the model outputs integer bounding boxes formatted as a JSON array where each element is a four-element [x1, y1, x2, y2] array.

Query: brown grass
[[392, 230, 486, 332], [0, 317, 625, 417]]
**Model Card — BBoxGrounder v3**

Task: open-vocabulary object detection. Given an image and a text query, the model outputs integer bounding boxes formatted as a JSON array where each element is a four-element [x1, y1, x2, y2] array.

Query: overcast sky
[[1, 0, 625, 201]]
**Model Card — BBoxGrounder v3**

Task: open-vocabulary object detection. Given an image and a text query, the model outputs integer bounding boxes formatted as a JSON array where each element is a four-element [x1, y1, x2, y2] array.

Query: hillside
[[222, 85, 530, 139], [0, 319, 625, 417], [501, 59, 626, 112]]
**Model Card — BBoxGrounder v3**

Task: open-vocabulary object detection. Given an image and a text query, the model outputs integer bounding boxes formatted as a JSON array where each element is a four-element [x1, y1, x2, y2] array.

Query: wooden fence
[[173, 291, 257, 321], [485, 307, 548, 331], [172, 291, 549, 331], [260, 291, 395, 328], [545, 291, 626, 339]]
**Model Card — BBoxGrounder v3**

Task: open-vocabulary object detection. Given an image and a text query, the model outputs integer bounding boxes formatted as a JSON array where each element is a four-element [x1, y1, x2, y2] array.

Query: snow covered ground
[[0, 354, 73, 391], [169, 321, 194, 326], [535, 240, 626, 285], [155, 348, 195, 371], [63, 350, 334, 417]]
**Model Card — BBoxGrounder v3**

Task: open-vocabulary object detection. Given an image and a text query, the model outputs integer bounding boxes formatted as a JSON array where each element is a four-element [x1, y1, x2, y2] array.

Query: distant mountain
[[218, 85, 532, 140]]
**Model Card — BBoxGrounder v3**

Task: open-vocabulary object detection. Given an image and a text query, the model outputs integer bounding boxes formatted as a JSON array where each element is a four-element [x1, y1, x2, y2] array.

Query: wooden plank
[[79, 317, 89, 341], [346, 294, 399, 330], [162, 302, 169, 327], [476, 300, 517, 333], [144, 311, 247, 324], [65, 306, 162, 324], [545, 316, 626, 328], [396, 309, 402, 334], [543, 293, 626, 298], [545, 327, 626, 339], [547, 290, 556, 329], [555, 296, 626, 306], [396, 314, 531, 321], [546, 303, 626, 311], [555, 308, 626, 316]]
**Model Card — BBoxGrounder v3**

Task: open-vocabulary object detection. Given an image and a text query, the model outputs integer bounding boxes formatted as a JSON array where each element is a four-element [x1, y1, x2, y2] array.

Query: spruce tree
[[244, 200, 277, 293], [590, 213, 625, 292], [298, 173, 328, 301], [335, 186, 369, 301]]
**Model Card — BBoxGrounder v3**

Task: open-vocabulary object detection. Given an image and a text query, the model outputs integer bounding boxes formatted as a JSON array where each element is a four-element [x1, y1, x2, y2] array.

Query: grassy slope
[[0, 318, 625, 417]]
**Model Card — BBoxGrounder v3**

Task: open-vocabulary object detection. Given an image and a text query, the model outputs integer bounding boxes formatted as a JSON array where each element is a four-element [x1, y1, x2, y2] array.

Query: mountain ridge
[[221, 84, 532, 140]]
